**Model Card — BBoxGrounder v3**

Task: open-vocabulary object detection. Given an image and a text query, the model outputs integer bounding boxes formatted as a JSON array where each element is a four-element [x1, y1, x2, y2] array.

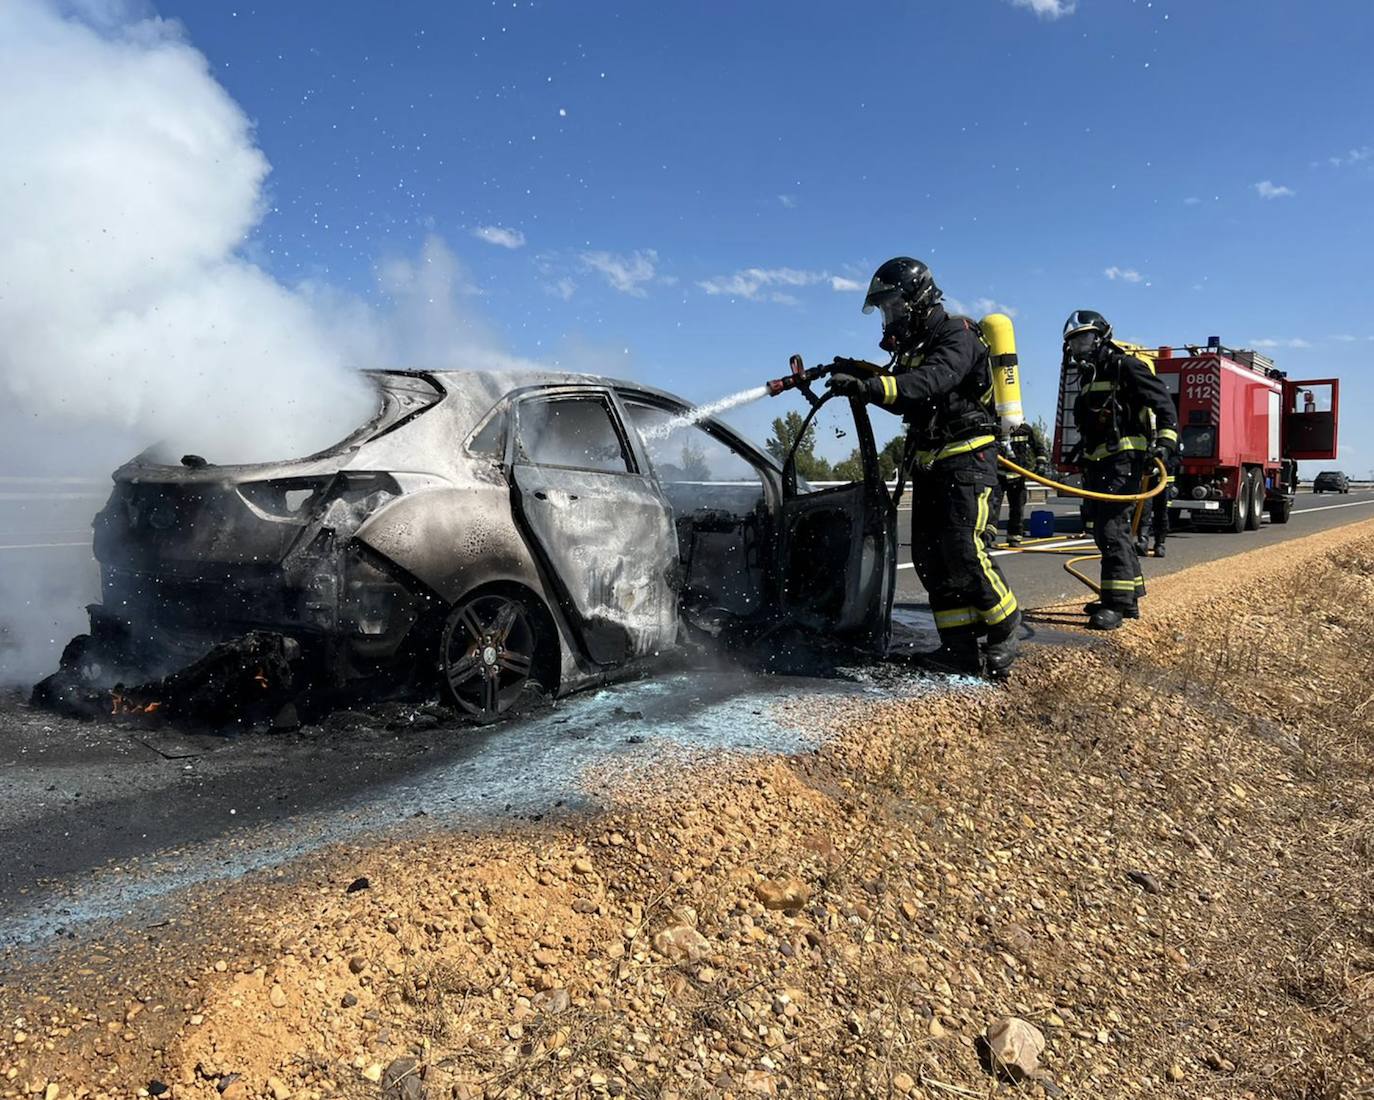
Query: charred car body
[[84, 370, 897, 722]]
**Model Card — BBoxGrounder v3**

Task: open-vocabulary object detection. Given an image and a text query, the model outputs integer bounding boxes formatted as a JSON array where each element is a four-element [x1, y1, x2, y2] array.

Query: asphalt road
[[894, 486, 1374, 609]]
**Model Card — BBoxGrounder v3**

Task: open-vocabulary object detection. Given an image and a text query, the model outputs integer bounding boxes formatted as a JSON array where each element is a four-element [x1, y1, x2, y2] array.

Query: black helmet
[[1063, 309, 1111, 362], [863, 257, 941, 351]]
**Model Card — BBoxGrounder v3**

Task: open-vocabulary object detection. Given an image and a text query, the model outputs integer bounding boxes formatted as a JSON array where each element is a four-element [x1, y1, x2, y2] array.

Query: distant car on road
[[1312, 470, 1350, 494], [86, 370, 897, 723]]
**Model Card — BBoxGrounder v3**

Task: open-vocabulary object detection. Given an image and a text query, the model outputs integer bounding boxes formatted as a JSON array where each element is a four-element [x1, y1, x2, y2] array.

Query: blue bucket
[[1028, 509, 1055, 538]]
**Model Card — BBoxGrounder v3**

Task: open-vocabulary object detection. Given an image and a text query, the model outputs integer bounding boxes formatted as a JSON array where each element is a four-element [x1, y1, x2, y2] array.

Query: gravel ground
[[2, 520, 1373, 1099]]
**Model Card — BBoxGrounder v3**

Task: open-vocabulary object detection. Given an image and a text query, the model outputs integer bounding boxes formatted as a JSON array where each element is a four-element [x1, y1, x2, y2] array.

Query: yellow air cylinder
[[1112, 340, 1158, 374], [980, 313, 1024, 436]]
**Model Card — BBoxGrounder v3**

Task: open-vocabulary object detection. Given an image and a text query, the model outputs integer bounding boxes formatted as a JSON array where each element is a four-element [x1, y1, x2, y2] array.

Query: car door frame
[[775, 396, 897, 653], [502, 384, 681, 668], [613, 384, 789, 626]]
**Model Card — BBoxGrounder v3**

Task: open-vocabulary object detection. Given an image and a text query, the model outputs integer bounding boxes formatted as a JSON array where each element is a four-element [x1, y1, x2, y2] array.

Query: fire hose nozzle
[[766, 354, 835, 397], [766, 354, 886, 397]]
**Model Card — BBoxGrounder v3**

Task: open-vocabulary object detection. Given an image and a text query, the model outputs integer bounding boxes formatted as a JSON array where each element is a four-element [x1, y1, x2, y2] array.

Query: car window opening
[[624, 400, 770, 625], [517, 397, 632, 474]]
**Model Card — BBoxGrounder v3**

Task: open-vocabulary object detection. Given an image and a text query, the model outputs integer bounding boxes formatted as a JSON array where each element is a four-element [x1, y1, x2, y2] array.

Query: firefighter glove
[[1150, 436, 1177, 462], [825, 372, 868, 401]]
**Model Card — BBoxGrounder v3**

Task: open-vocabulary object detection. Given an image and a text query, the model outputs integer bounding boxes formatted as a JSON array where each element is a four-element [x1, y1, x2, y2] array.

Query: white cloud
[[580, 249, 659, 296], [1328, 146, 1372, 168], [1104, 266, 1144, 283], [946, 297, 1018, 319], [972, 297, 1017, 318], [700, 266, 859, 301], [471, 225, 526, 249], [1254, 180, 1296, 199], [1183, 196, 1202, 205], [1009, 0, 1076, 18], [1249, 338, 1312, 350], [778, 194, 797, 208], [547, 277, 577, 301]]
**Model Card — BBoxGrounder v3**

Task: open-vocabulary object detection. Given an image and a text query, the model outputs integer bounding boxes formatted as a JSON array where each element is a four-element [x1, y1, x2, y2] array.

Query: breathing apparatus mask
[[870, 292, 918, 353], [1065, 330, 1101, 367], [1063, 310, 1111, 376]]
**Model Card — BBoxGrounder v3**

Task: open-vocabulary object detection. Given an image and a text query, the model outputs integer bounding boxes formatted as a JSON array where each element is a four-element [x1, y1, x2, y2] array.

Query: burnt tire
[[439, 591, 544, 724], [1268, 497, 1293, 524]]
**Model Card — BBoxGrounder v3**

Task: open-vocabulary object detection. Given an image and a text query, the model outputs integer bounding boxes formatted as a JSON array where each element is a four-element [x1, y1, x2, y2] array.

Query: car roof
[[367, 368, 777, 470], [366, 368, 734, 431]]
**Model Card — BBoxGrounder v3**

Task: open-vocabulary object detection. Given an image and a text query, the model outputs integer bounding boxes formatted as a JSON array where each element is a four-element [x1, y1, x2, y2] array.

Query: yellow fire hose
[[991, 455, 1170, 597]]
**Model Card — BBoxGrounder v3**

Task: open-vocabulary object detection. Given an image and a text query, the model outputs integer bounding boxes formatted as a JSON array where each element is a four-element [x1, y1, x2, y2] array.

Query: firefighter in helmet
[[827, 258, 1020, 676], [1063, 310, 1178, 629], [991, 422, 1049, 547]]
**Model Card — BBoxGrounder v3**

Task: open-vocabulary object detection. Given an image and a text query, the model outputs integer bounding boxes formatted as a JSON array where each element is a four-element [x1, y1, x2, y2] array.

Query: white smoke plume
[[0, 0, 530, 469], [0, 0, 540, 683]]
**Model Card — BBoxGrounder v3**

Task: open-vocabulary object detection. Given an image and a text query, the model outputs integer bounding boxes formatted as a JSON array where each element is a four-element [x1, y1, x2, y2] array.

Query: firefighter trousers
[[1085, 453, 1148, 609], [996, 476, 1028, 539], [910, 447, 1018, 643], [1144, 458, 1177, 546]]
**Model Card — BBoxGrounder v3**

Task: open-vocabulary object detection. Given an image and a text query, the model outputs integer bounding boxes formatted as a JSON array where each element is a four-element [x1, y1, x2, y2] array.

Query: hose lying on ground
[[989, 455, 1170, 597]]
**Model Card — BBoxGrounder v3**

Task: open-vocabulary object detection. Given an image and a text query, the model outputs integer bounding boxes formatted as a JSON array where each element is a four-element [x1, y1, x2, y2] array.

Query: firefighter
[[1062, 310, 1178, 630], [1137, 449, 1177, 558], [826, 258, 1020, 676], [993, 422, 1049, 547]]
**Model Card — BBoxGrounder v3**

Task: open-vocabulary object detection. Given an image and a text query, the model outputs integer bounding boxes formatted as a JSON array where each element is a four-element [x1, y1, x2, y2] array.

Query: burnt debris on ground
[[32, 629, 304, 730], [26, 600, 989, 736]]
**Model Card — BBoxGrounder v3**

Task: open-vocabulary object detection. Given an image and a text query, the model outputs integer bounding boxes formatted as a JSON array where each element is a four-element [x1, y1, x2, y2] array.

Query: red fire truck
[[1053, 338, 1339, 532]]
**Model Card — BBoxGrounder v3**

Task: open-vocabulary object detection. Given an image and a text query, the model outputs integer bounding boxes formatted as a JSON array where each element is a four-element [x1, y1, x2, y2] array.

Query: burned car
[[83, 370, 897, 722]]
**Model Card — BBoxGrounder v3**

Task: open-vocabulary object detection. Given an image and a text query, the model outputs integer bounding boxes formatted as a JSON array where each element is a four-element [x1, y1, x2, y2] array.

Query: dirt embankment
[[3, 522, 1374, 1100]]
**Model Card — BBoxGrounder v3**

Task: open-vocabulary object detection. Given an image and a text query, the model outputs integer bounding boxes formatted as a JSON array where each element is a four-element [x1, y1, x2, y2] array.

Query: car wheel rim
[[441, 594, 536, 721]]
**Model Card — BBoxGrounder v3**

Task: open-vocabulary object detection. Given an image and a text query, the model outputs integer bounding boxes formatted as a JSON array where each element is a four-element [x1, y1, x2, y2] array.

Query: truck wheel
[[1244, 469, 1263, 531], [1268, 497, 1293, 524], [1227, 477, 1249, 533]]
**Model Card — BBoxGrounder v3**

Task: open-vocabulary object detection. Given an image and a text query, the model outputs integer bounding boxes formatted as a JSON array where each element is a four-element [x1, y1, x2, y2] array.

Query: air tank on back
[[979, 313, 1024, 437]]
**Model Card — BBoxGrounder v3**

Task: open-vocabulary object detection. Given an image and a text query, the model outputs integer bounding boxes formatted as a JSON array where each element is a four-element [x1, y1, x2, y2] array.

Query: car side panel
[[352, 486, 592, 693]]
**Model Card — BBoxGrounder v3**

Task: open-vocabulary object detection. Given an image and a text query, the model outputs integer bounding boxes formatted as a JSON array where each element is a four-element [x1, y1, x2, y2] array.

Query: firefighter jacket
[[1001, 430, 1048, 480], [1071, 346, 1179, 463], [859, 305, 999, 463]]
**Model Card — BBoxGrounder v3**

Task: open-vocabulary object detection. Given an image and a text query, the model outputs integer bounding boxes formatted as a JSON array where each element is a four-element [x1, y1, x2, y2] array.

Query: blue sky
[[154, 0, 1372, 466]]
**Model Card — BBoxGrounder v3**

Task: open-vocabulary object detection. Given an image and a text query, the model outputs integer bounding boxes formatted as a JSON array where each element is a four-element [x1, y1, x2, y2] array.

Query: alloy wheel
[[440, 593, 538, 723]]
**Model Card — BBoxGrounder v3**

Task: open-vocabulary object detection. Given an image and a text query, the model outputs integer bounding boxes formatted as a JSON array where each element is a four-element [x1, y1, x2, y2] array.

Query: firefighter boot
[[1007, 534, 1023, 548], [1083, 601, 1140, 620], [1153, 540, 1166, 559], [983, 610, 1021, 678], [1088, 606, 1128, 631]]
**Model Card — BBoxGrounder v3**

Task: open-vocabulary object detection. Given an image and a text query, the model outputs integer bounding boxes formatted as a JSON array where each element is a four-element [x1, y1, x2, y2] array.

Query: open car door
[[775, 394, 896, 653], [1283, 378, 1340, 461], [507, 387, 679, 666]]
